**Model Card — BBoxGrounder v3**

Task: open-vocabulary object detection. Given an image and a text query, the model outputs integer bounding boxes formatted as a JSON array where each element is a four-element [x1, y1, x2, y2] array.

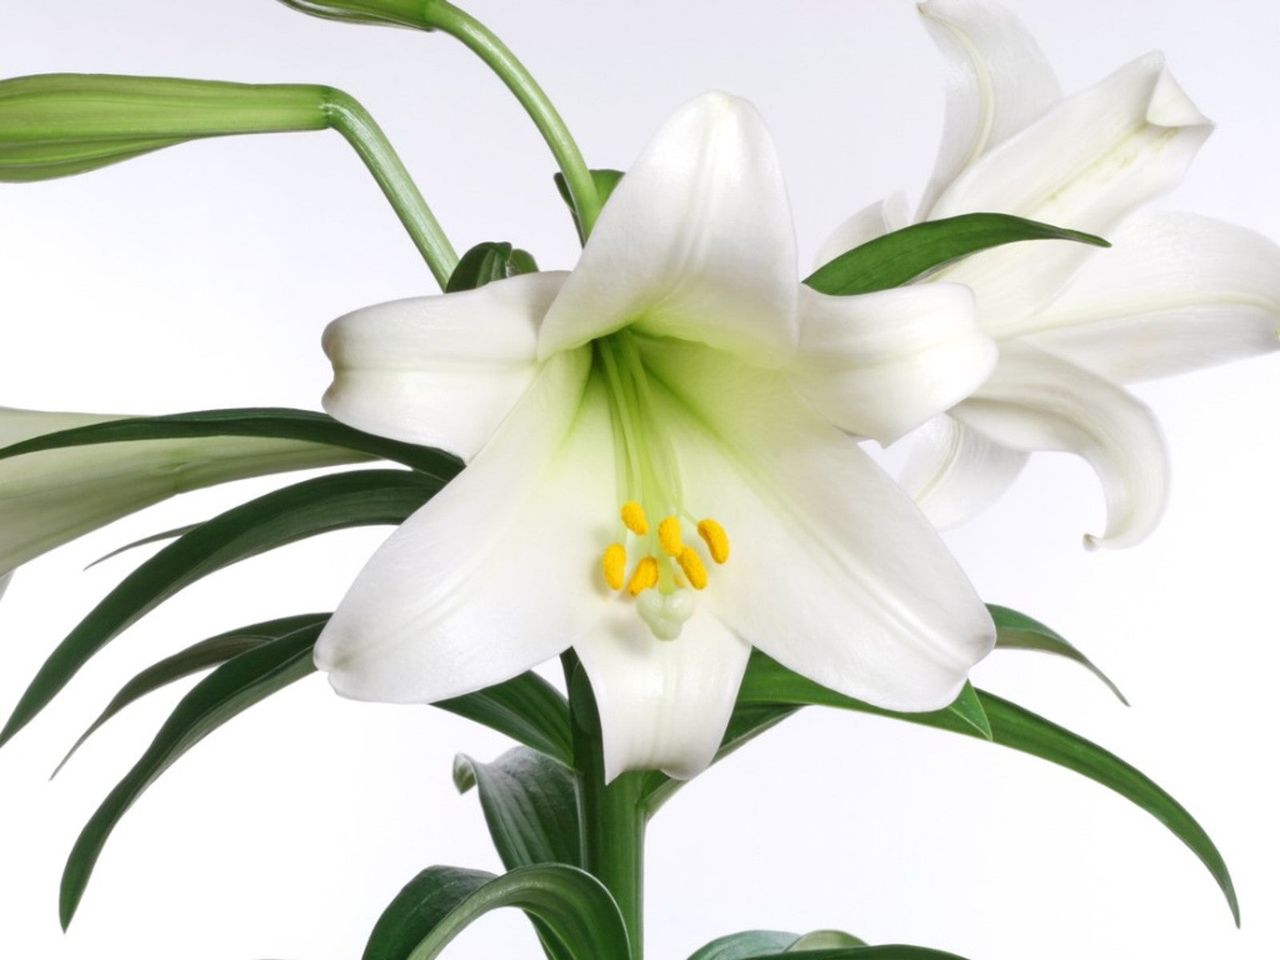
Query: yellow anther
[[697, 519, 730, 564], [602, 543, 627, 591], [658, 515, 684, 556], [677, 546, 709, 590], [621, 500, 649, 535], [627, 556, 660, 596]]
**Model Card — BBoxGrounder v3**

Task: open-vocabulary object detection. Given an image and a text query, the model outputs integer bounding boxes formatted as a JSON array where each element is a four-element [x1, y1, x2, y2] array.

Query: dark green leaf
[[53, 613, 330, 776], [453, 747, 581, 960], [60, 622, 323, 928], [0, 407, 460, 477], [363, 864, 631, 960], [453, 747, 580, 869], [978, 690, 1238, 924], [437, 672, 573, 765], [84, 524, 200, 570], [445, 241, 539, 293], [554, 168, 624, 242], [990, 604, 1128, 705], [689, 931, 805, 960], [745, 948, 967, 960], [804, 213, 1109, 296], [642, 655, 988, 813], [642, 656, 1236, 922], [1, 469, 439, 747], [788, 932, 869, 950]]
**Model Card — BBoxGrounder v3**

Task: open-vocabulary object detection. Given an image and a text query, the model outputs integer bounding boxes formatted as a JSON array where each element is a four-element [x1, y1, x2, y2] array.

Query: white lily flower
[[0, 407, 368, 581], [315, 93, 998, 781], [823, 0, 1280, 548]]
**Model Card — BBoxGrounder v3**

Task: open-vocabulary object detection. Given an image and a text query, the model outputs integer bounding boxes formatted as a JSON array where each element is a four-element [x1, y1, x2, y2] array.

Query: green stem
[[567, 656, 646, 959], [422, 1, 602, 238], [323, 88, 458, 288]]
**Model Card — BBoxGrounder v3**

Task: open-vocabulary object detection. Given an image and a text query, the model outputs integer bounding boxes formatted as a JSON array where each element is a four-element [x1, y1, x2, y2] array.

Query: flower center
[[594, 331, 730, 641]]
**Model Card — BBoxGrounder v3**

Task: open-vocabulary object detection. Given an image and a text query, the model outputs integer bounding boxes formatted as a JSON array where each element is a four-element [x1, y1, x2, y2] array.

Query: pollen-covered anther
[[602, 543, 627, 591], [696, 518, 730, 564], [627, 555, 660, 596], [621, 500, 649, 535], [677, 546, 709, 590], [658, 515, 683, 556]]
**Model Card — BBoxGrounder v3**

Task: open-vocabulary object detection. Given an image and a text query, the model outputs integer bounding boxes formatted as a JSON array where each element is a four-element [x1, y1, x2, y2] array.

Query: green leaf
[[436, 671, 573, 766], [788, 932, 869, 950], [84, 524, 201, 570], [453, 748, 581, 960], [363, 864, 631, 960], [689, 931, 805, 960], [745, 948, 967, 960], [804, 213, 1110, 296], [990, 604, 1128, 705], [733, 653, 992, 740], [445, 241, 539, 293], [642, 656, 989, 813], [0, 469, 439, 748], [642, 657, 1236, 923], [554, 168, 624, 242], [453, 747, 580, 869], [0, 407, 460, 477], [60, 621, 323, 928], [977, 690, 1238, 924], [53, 613, 330, 776]]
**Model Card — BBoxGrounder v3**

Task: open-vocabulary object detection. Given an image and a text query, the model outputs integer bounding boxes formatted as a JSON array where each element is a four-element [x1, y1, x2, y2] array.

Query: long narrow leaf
[[0, 407, 460, 477], [363, 864, 631, 960], [453, 748, 581, 870], [437, 672, 573, 765], [990, 604, 1128, 704], [744, 948, 967, 960], [53, 613, 330, 776], [1, 469, 438, 747], [804, 213, 1108, 296], [978, 690, 1238, 924], [60, 622, 323, 927]]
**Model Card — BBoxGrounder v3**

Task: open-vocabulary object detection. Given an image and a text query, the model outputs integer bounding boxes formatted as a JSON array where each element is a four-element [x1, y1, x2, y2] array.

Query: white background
[[1, 1, 1278, 957]]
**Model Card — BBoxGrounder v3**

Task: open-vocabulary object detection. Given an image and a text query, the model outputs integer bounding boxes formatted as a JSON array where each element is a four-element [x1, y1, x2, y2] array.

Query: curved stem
[[422, 1, 602, 238], [323, 88, 458, 288]]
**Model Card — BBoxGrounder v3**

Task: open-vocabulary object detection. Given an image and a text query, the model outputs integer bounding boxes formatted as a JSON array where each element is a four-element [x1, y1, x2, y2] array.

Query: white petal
[[539, 93, 799, 366], [932, 54, 1213, 336], [0, 572, 10, 600], [900, 414, 1030, 529], [1019, 212, 1280, 381], [315, 348, 610, 702], [951, 344, 1168, 548], [789, 283, 997, 445], [322, 272, 566, 460], [813, 193, 911, 270], [642, 340, 995, 712], [0, 408, 367, 578], [576, 611, 750, 781], [916, 0, 1063, 216]]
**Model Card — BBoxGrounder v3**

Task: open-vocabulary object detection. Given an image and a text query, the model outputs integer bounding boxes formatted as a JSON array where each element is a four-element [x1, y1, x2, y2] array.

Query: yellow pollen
[[697, 519, 730, 564], [627, 556, 660, 596], [677, 547, 709, 590], [621, 500, 649, 535], [658, 515, 684, 556], [602, 543, 627, 591]]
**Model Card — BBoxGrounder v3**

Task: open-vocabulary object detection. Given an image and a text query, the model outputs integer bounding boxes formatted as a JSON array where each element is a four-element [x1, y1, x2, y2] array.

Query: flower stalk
[[569, 659, 647, 959]]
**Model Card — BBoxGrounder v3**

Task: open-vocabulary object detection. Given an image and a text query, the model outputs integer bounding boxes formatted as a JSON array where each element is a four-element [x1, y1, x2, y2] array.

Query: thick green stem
[[323, 89, 458, 288], [422, 1, 602, 238], [567, 657, 646, 959]]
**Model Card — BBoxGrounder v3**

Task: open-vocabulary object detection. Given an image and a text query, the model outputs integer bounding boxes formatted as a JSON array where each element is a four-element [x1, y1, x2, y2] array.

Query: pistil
[[594, 332, 731, 639]]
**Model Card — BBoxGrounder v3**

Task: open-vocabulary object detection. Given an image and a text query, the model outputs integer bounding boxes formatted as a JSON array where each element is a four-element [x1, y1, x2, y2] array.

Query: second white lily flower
[[316, 93, 999, 781]]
